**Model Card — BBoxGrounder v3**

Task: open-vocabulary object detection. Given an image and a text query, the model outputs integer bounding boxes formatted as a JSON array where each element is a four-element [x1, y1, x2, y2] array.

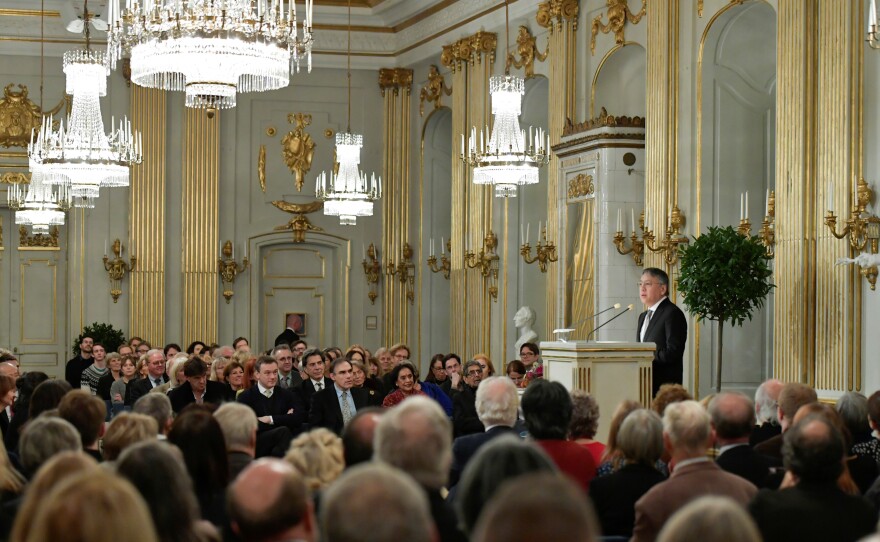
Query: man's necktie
[[316, 382, 323, 392], [341, 391, 352, 426], [263, 388, 273, 399], [641, 310, 653, 342], [153, 378, 162, 387]]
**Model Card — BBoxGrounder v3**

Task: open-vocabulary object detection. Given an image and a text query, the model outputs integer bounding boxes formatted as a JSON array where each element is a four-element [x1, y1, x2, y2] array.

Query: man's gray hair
[[145, 348, 164, 360], [214, 402, 258, 451], [375, 396, 452, 489], [321, 463, 433, 542], [475, 377, 518, 427], [271, 344, 293, 358], [133, 393, 173, 434], [617, 409, 663, 466], [836, 392, 870, 436], [19, 416, 82, 474], [663, 400, 711, 454], [754, 379, 782, 425]]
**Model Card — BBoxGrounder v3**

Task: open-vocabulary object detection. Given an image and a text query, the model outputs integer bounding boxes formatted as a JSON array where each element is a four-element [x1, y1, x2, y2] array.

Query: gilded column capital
[[378, 68, 414, 97], [440, 31, 497, 73], [537, 0, 580, 33]]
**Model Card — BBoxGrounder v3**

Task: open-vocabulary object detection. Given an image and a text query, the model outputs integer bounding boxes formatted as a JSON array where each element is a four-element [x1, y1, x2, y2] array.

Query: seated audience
[[214, 402, 258, 481], [168, 356, 234, 413], [237, 355, 305, 457], [101, 412, 158, 461], [110, 354, 140, 411], [95, 352, 122, 401], [569, 390, 605, 465], [651, 383, 692, 416], [657, 496, 761, 542], [856, 390, 880, 464], [751, 378, 783, 446], [4, 372, 51, 452], [133, 393, 174, 437], [0, 375, 14, 436], [710, 391, 779, 488], [837, 392, 876, 460], [284, 428, 345, 493], [597, 400, 654, 476], [309, 358, 369, 435], [453, 360, 485, 437], [472, 353, 495, 378], [424, 354, 448, 385], [341, 407, 384, 468], [58, 390, 106, 462], [224, 360, 246, 394], [505, 359, 526, 387], [382, 361, 426, 407], [754, 382, 817, 459]]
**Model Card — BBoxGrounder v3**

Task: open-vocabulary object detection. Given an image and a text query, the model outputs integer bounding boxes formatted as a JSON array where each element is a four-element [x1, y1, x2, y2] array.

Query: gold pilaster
[[182, 108, 220, 345], [129, 86, 166, 346], [380, 68, 413, 347]]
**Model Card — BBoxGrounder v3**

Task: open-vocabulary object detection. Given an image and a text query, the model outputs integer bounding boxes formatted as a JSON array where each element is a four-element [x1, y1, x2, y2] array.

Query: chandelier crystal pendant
[[106, 0, 314, 111], [460, 1, 550, 198], [315, 0, 381, 226], [8, 164, 71, 234]]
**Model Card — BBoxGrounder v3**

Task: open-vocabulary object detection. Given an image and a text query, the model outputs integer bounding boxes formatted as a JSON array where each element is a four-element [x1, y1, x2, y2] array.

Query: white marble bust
[[514, 306, 538, 357]]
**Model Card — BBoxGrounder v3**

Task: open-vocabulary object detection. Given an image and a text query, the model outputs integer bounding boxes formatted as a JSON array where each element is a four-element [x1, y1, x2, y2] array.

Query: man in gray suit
[[273, 345, 302, 389]]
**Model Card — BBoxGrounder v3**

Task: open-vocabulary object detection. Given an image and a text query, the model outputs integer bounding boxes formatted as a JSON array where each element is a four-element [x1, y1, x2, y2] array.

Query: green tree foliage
[[72, 322, 126, 356]]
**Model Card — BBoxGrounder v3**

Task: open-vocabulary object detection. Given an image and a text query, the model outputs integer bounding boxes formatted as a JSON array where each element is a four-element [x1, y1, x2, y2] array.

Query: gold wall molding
[[271, 200, 324, 243], [567, 173, 594, 199], [508, 25, 549, 78], [378, 67, 414, 97], [0, 171, 28, 184], [537, 0, 580, 32], [0, 84, 42, 148], [440, 31, 497, 72], [562, 108, 646, 136], [698, 0, 745, 18], [591, 0, 647, 55], [419, 65, 452, 116], [258, 144, 267, 192], [18, 225, 59, 249], [281, 113, 315, 192]]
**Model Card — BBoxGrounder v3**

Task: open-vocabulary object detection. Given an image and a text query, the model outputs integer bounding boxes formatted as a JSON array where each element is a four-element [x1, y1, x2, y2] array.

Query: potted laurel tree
[[71, 322, 126, 357], [677, 226, 774, 393]]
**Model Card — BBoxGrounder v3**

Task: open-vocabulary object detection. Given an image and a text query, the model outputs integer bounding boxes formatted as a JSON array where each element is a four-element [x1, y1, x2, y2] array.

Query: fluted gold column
[[644, 0, 679, 275], [380, 68, 414, 347], [538, 0, 579, 337], [129, 87, 166, 346], [441, 32, 497, 357], [181, 109, 220, 345]]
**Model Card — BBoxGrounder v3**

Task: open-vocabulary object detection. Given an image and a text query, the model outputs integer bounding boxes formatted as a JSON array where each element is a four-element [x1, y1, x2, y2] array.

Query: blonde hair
[[473, 353, 495, 376], [102, 413, 159, 461], [284, 428, 345, 491], [0, 436, 24, 498]]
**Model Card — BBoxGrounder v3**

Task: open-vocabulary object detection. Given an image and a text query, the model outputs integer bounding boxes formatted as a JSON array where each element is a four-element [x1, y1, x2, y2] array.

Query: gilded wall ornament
[[590, 0, 646, 55], [272, 199, 324, 243], [0, 172, 29, 185], [281, 113, 315, 192], [567, 173, 595, 199], [379, 68, 414, 97], [19, 225, 59, 248], [441, 31, 498, 72], [508, 26, 549, 79], [419, 65, 452, 116], [562, 107, 646, 136], [258, 144, 267, 193], [0, 84, 41, 148], [536, 0, 580, 31]]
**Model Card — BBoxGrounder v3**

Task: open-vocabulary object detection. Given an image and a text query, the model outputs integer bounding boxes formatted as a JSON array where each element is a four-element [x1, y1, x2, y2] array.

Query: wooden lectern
[[540, 340, 656, 443]]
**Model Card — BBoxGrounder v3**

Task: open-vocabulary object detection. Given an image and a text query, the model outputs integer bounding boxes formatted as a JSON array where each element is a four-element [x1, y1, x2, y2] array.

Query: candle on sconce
[[232, 243, 234, 259], [104, 240, 108, 256], [765, 189, 769, 216], [745, 191, 749, 220], [872, 0, 877, 28], [362, 243, 366, 260], [631, 208, 635, 232], [441, 236, 445, 255], [617, 208, 622, 232], [740, 193, 744, 220], [538, 221, 542, 239], [526, 223, 530, 245], [521, 223, 525, 244]]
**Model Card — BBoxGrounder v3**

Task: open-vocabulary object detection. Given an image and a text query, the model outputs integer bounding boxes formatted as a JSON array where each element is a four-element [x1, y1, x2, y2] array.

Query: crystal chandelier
[[8, 164, 71, 234], [460, 1, 550, 198], [106, 0, 314, 111], [315, 0, 381, 226]]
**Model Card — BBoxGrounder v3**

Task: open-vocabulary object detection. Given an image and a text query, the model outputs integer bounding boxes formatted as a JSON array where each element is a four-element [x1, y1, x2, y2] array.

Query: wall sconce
[[737, 190, 776, 258], [520, 223, 558, 272], [386, 242, 416, 305], [825, 177, 880, 289], [103, 239, 136, 303], [426, 237, 451, 279], [362, 242, 381, 304], [643, 204, 689, 265], [217, 240, 249, 304], [465, 231, 500, 301], [613, 209, 646, 266]]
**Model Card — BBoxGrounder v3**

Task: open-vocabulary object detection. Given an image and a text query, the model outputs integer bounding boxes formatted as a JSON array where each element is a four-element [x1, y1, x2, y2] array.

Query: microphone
[[552, 303, 621, 337], [586, 304, 634, 340]]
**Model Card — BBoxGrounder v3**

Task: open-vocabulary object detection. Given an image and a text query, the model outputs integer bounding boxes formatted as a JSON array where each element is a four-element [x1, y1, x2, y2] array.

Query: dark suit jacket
[[299, 377, 333, 415], [274, 327, 300, 347], [749, 482, 876, 542], [168, 380, 234, 413], [750, 421, 781, 447], [0, 410, 8, 438], [754, 433, 783, 460], [237, 386, 306, 434], [278, 371, 303, 390], [452, 385, 484, 438], [449, 425, 518, 487], [589, 463, 666, 537], [715, 444, 779, 488], [638, 297, 687, 396], [129, 374, 169, 404], [308, 386, 369, 435]]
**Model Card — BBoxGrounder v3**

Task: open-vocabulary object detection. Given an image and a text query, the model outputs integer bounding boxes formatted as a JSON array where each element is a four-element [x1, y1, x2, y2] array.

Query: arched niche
[[696, 1, 776, 396], [591, 43, 647, 118], [420, 106, 452, 366]]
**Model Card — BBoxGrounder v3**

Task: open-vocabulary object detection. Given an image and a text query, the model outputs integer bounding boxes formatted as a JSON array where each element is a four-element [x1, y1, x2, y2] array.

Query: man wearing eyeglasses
[[453, 360, 485, 438], [637, 267, 687, 397]]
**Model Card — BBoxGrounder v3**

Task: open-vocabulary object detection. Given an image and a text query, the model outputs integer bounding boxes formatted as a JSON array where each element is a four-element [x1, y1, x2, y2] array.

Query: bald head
[[342, 408, 384, 468], [709, 392, 756, 444], [228, 458, 314, 542], [755, 379, 784, 425]]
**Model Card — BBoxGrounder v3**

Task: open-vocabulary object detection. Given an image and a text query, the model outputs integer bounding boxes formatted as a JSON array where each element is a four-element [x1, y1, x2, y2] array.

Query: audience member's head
[[375, 395, 452, 489], [341, 407, 384, 468], [456, 435, 557, 535], [652, 384, 692, 416], [321, 463, 433, 542], [868, 390, 880, 431], [168, 408, 230, 497], [284, 428, 345, 492], [754, 378, 784, 425], [522, 379, 572, 440], [602, 400, 643, 464], [57, 390, 106, 449], [19, 416, 81, 476], [214, 402, 258, 455], [778, 382, 818, 431], [506, 359, 526, 385], [472, 472, 599, 542], [663, 400, 712, 458], [102, 413, 159, 461], [133, 392, 174, 435], [783, 414, 846, 485], [617, 409, 664, 466], [116, 441, 202, 542], [835, 392, 870, 439], [656, 496, 761, 542], [14, 371, 50, 408], [475, 376, 519, 428], [28, 379, 71, 419], [569, 390, 600, 440], [709, 392, 756, 444], [228, 459, 315, 542]]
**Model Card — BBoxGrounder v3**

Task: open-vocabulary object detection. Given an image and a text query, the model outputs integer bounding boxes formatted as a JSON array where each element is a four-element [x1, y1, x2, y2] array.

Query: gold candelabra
[[217, 240, 249, 303], [520, 224, 558, 272], [613, 210, 646, 266], [386, 242, 416, 305], [614, 206, 689, 266], [103, 239, 137, 303], [426, 238, 451, 279], [465, 231, 500, 301], [825, 177, 880, 289], [736, 190, 776, 258], [362, 243, 381, 304]]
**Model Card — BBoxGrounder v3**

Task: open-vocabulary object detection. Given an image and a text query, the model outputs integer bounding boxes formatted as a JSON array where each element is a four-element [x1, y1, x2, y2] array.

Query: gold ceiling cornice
[[536, 0, 579, 32], [378, 67, 413, 96], [440, 30, 497, 72], [0, 9, 59, 17]]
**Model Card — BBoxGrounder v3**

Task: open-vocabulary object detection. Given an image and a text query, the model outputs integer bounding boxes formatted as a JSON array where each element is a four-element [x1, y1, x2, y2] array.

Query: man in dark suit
[[309, 358, 369, 435], [272, 345, 303, 390], [637, 267, 688, 397], [452, 360, 484, 438], [129, 349, 168, 404], [749, 416, 876, 542], [448, 376, 520, 487], [237, 355, 307, 457], [274, 314, 301, 347], [754, 382, 817, 460], [298, 348, 332, 416], [168, 357, 234, 414], [709, 392, 779, 488], [751, 378, 784, 446]]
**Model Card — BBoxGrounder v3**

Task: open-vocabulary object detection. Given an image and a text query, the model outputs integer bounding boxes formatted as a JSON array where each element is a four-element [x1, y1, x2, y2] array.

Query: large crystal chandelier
[[8, 165, 71, 234], [460, 1, 550, 198], [315, 0, 381, 226], [106, 0, 314, 111]]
